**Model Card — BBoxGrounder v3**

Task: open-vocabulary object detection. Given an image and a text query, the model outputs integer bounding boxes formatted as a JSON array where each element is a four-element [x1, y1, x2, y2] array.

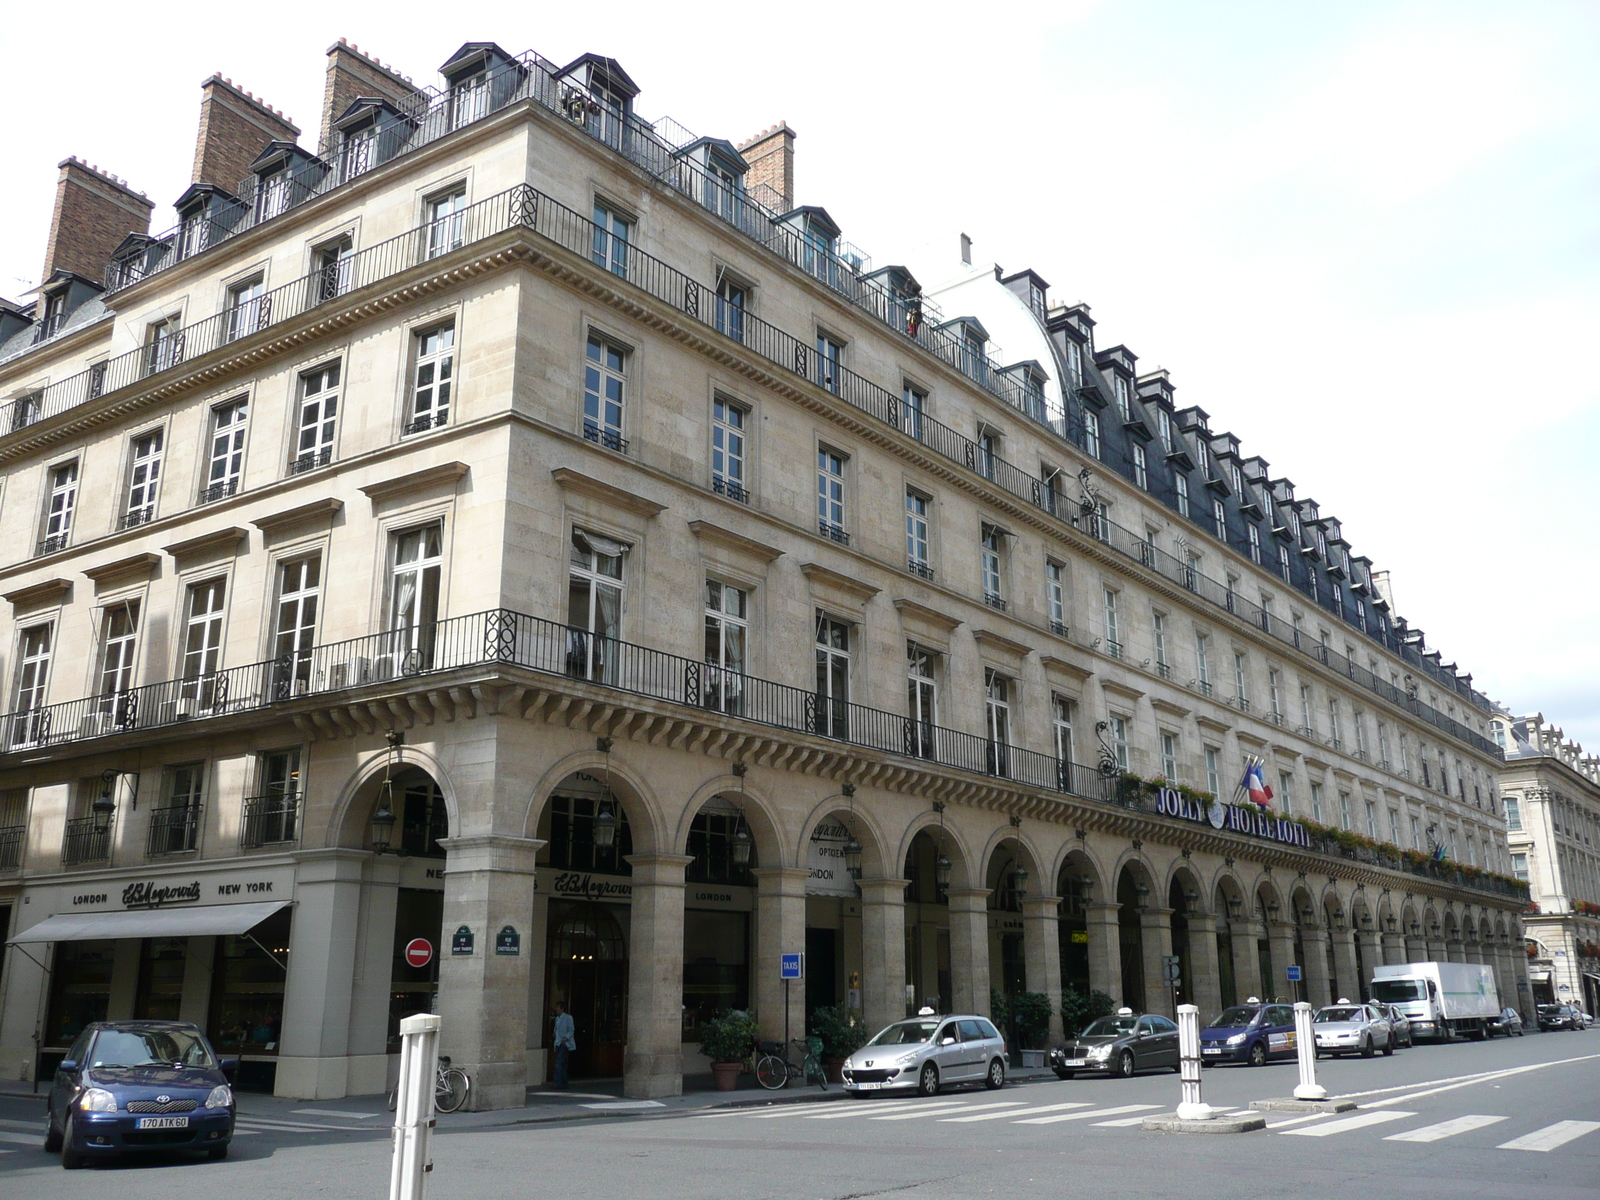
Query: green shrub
[[811, 1002, 865, 1058], [1061, 987, 1116, 1037], [698, 1009, 757, 1064], [1010, 991, 1054, 1048]]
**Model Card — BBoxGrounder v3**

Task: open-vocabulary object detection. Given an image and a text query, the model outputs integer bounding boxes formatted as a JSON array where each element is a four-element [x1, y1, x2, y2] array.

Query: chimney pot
[[41, 158, 155, 287], [319, 39, 421, 150], [192, 75, 300, 191], [736, 121, 796, 213]]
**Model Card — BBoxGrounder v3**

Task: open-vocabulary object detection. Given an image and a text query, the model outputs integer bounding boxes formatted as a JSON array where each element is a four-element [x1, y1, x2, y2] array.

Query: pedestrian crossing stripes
[[872, 1101, 1023, 1121], [0, 1130, 40, 1146], [1015, 1104, 1162, 1125], [1281, 1111, 1416, 1137], [940, 1102, 1092, 1122], [1385, 1115, 1506, 1143], [1497, 1121, 1600, 1153]]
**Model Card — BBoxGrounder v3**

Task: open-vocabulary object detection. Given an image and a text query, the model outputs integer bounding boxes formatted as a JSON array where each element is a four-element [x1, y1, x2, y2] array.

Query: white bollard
[[391, 1013, 441, 1200], [1292, 1001, 1326, 1101], [1175, 1004, 1215, 1121]]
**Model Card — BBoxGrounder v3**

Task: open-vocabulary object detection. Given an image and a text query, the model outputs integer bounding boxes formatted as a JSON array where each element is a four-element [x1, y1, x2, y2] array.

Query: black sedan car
[[46, 1021, 236, 1168], [1049, 1009, 1180, 1079]]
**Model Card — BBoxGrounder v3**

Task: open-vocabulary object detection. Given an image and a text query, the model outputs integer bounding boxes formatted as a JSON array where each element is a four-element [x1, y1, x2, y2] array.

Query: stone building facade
[[0, 39, 1528, 1108], [1494, 711, 1600, 1016]]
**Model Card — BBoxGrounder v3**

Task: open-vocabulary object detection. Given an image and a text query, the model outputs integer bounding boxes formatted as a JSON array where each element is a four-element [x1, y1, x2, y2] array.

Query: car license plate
[[856, 1081, 880, 1090], [1202, 1048, 1221, 1055], [1064, 1059, 1087, 1068], [136, 1116, 189, 1129]]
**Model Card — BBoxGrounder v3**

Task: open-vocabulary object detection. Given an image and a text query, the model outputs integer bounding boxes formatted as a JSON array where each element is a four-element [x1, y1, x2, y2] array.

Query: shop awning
[[6, 900, 290, 945], [1529, 969, 1552, 983]]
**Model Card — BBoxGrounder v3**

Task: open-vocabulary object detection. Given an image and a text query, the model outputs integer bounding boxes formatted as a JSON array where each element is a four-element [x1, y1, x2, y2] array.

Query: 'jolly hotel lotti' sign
[[1154, 787, 1312, 849]]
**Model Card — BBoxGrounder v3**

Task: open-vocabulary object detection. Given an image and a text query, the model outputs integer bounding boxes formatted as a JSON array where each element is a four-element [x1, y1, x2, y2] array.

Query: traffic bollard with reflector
[[1292, 1001, 1326, 1101], [391, 1013, 440, 1200], [1175, 1004, 1215, 1121]]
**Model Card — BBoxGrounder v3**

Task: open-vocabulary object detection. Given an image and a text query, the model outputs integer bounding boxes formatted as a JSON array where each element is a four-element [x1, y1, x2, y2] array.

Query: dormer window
[[38, 291, 67, 339], [1230, 463, 1243, 494], [1065, 340, 1082, 384], [1114, 375, 1130, 417], [1029, 282, 1046, 318], [452, 70, 490, 129], [1158, 409, 1172, 449]]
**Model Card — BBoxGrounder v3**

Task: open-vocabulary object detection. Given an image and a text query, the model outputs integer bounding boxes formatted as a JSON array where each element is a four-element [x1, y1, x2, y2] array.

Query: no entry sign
[[405, 938, 434, 969]]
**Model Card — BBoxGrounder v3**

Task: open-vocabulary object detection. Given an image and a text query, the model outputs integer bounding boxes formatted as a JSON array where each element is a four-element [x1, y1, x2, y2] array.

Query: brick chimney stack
[[319, 40, 421, 150], [737, 122, 796, 212], [41, 158, 154, 286], [192, 74, 300, 192]]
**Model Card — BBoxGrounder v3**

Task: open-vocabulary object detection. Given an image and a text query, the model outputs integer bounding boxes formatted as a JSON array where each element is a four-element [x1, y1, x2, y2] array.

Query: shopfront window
[[685, 807, 755, 885], [682, 910, 749, 1040], [399, 773, 449, 859], [134, 938, 187, 1019], [388, 888, 443, 1047], [46, 940, 115, 1045], [207, 908, 290, 1066], [545, 790, 633, 875]]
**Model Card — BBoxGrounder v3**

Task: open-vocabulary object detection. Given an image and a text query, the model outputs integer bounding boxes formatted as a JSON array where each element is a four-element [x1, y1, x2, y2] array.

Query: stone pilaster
[[620, 853, 694, 1099], [1332, 928, 1361, 1003], [277, 848, 369, 1099], [1302, 927, 1332, 1007], [1186, 912, 1223, 1018], [1140, 907, 1175, 1016], [1084, 901, 1123, 1006], [859, 877, 909, 1035], [753, 867, 810, 1044], [947, 888, 993, 1015], [1267, 922, 1297, 1003], [1230, 920, 1263, 1002], [1021, 896, 1064, 1040]]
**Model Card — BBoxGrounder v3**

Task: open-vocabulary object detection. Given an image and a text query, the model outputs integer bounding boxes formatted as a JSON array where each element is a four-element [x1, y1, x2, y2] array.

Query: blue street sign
[[1286, 964, 1302, 982], [780, 952, 804, 980]]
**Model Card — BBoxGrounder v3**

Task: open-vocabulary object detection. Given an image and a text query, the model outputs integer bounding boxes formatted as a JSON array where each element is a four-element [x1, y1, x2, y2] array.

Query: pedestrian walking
[[552, 1001, 576, 1088]]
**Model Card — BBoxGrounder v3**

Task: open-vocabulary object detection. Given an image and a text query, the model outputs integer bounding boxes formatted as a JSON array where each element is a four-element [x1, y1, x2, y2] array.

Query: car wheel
[[1248, 1042, 1267, 1068], [1200, 1060, 1213, 1069], [207, 1143, 229, 1162], [1053, 1070, 1075, 1081], [985, 1058, 1006, 1090], [1360, 1036, 1375, 1058], [1382, 1037, 1394, 1057], [60, 1114, 84, 1170], [43, 1113, 61, 1154], [1116, 1050, 1136, 1079], [918, 1063, 940, 1098]]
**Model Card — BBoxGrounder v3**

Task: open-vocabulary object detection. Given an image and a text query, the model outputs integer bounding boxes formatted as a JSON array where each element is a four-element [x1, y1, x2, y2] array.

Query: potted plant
[[1010, 991, 1054, 1066], [1060, 986, 1115, 1038], [810, 1003, 864, 1082], [698, 1010, 756, 1091]]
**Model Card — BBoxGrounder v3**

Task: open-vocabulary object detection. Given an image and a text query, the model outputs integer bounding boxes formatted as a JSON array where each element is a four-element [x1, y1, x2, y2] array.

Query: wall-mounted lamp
[[369, 731, 405, 853]]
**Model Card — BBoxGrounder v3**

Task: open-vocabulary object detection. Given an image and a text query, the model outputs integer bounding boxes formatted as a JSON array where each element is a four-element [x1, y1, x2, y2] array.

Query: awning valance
[[7, 900, 289, 945]]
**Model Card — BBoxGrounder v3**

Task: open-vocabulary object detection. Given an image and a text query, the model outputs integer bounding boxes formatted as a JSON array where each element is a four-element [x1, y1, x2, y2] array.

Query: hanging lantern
[[935, 852, 953, 888], [91, 771, 118, 833], [731, 821, 753, 867], [843, 834, 863, 879], [370, 782, 397, 854], [1012, 866, 1029, 899], [592, 801, 618, 851]]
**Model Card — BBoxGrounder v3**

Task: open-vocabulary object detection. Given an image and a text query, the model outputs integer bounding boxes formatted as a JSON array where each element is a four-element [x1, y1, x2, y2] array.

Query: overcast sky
[[4, 1, 1596, 744]]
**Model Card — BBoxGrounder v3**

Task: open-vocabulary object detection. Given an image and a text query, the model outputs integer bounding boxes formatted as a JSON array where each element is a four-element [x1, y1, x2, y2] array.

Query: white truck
[[1370, 962, 1499, 1041]]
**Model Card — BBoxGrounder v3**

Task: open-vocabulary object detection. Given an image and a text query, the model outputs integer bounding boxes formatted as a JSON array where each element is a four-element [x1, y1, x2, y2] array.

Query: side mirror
[[220, 1057, 238, 1081], [58, 1059, 78, 1074], [940, 1036, 956, 1046]]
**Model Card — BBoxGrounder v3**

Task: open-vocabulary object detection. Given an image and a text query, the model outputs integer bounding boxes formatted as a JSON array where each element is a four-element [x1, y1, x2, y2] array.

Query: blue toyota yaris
[[46, 1020, 237, 1168], [1198, 1001, 1299, 1066]]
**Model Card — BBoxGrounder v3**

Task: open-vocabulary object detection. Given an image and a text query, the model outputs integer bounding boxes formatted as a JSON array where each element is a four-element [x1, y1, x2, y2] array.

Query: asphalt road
[[4, 1028, 1597, 1199]]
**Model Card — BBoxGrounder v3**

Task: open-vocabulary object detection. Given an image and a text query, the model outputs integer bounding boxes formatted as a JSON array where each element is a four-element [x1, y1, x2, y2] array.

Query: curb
[[1249, 1097, 1358, 1113], [1142, 1114, 1266, 1134]]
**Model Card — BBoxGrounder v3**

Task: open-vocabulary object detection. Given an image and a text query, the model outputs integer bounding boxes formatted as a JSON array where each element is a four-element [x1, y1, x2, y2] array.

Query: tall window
[[291, 362, 340, 473], [703, 580, 747, 714], [1233, 652, 1248, 706], [1353, 710, 1368, 757], [817, 448, 847, 542], [907, 642, 937, 758], [1132, 443, 1148, 490], [976, 427, 998, 480], [391, 525, 444, 668], [122, 430, 163, 528], [582, 333, 626, 451], [11, 624, 53, 745], [1185, 552, 1201, 591], [1109, 715, 1129, 771], [1409, 814, 1421, 850], [38, 461, 79, 554], [1279, 772, 1295, 815], [1161, 733, 1178, 780], [97, 602, 140, 700], [815, 611, 850, 739], [1366, 800, 1378, 839], [426, 189, 467, 259], [711, 397, 748, 502], [1045, 561, 1067, 635], [1084, 410, 1101, 459], [1503, 796, 1522, 831], [1175, 472, 1189, 518], [980, 525, 1004, 608], [1204, 747, 1220, 796], [1269, 668, 1283, 722], [315, 236, 354, 301], [714, 277, 745, 342], [1212, 498, 1227, 541], [1328, 698, 1343, 747], [202, 398, 248, 502], [566, 528, 622, 680], [1309, 781, 1323, 822], [146, 315, 182, 375], [179, 579, 226, 710], [1339, 790, 1352, 830], [1278, 543, 1292, 581], [1102, 587, 1120, 657], [1299, 684, 1314, 733], [906, 491, 931, 578], [902, 383, 925, 441], [247, 749, 302, 847], [985, 669, 1011, 777], [150, 763, 205, 855], [1158, 409, 1173, 450], [591, 200, 631, 276], [1194, 632, 1211, 694], [1052, 695, 1076, 765], [1153, 611, 1169, 676], [1247, 523, 1261, 564], [225, 276, 265, 342], [816, 335, 843, 395], [272, 555, 321, 695], [1113, 376, 1130, 418]]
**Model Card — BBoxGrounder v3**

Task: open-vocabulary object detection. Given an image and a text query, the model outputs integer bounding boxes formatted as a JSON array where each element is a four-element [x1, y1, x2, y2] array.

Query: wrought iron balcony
[[712, 476, 748, 504], [581, 422, 627, 454], [983, 593, 1007, 612], [287, 448, 333, 476], [818, 521, 850, 546], [146, 803, 201, 856], [62, 816, 110, 867], [908, 560, 934, 581], [0, 824, 21, 874], [118, 507, 155, 531], [240, 792, 300, 848], [35, 533, 69, 557]]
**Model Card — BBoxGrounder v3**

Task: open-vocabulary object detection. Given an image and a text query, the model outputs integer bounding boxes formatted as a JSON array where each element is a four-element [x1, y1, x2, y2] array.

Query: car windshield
[[1316, 1007, 1363, 1023], [1081, 1016, 1138, 1038], [867, 1020, 940, 1047], [1208, 1007, 1260, 1028], [1371, 980, 1424, 1002], [90, 1028, 214, 1069]]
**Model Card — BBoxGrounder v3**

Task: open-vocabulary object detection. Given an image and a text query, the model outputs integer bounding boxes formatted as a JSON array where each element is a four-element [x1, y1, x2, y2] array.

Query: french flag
[[1243, 760, 1274, 807]]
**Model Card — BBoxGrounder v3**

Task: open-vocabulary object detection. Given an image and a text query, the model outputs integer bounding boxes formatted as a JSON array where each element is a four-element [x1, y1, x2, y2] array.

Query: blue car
[[1199, 1002, 1299, 1066], [46, 1020, 236, 1168]]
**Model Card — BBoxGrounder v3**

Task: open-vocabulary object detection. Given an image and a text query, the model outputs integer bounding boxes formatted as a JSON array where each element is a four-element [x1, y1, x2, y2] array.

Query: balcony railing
[[0, 824, 21, 873], [240, 792, 299, 848], [146, 803, 201, 856], [62, 816, 110, 866]]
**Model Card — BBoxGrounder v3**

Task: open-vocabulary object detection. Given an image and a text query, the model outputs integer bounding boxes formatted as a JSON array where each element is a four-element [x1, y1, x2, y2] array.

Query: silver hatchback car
[[1313, 1002, 1394, 1058], [841, 1010, 1008, 1096]]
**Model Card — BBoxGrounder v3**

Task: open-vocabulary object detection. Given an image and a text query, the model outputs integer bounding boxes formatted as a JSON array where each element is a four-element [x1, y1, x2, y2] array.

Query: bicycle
[[754, 1038, 827, 1091], [387, 1054, 471, 1114]]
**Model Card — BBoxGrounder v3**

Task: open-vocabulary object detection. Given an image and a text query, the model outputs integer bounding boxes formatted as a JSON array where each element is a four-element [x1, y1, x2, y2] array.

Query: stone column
[[1405, 932, 1428, 962], [947, 889, 993, 1015], [277, 848, 368, 1099], [436, 835, 542, 1109], [1186, 912, 1223, 1019], [1333, 928, 1362, 1003], [1230, 920, 1262, 1002], [1385, 931, 1410, 965], [1267, 922, 1297, 1003], [620, 853, 694, 1099], [525, 885, 551, 1086], [346, 856, 400, 1096], [752, 867, 810, 1045], [1302, 927, 1332, 1007], [1445, 938, 1465, 965], [1084, 902, 1123, 1006], [859, 877, 909, 1036], [1022, 896, 1064, 1041], [1140, 907, 1175, 1017], [1426, 934, 1447, 962], [1355, 929, 1383, 991]]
